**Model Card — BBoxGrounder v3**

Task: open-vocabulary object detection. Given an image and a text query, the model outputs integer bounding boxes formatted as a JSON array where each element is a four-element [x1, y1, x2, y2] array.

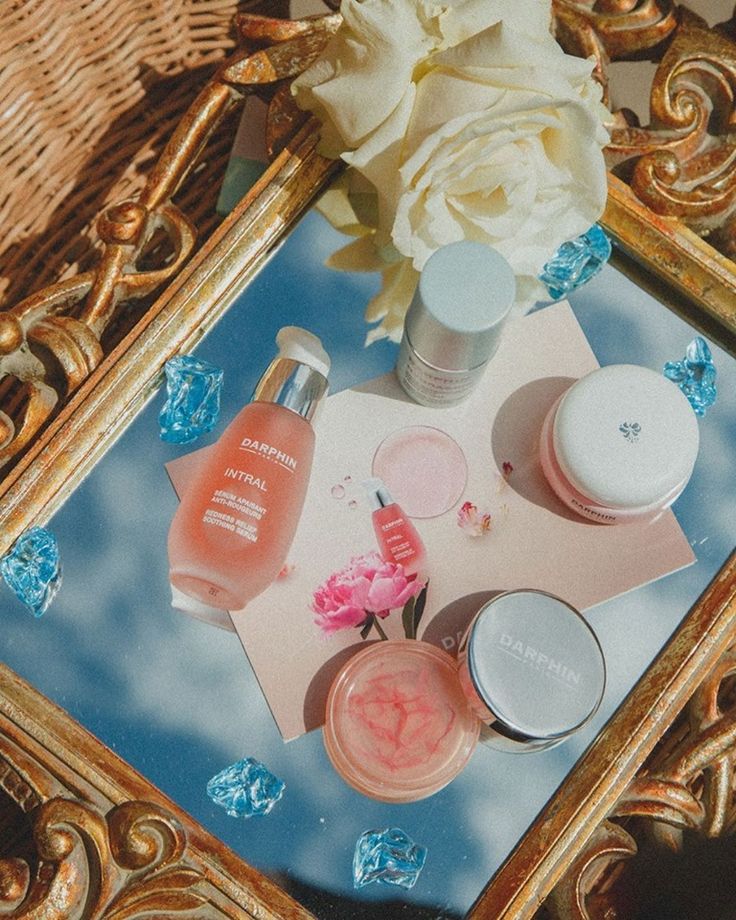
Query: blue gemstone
[[663, 336, 717, 417], [1, 526, 62, 617], [353, 827, 427, 890], [539, 224, 612, 301], [159, 355, 224, 444], [206, 757, 285, 818]]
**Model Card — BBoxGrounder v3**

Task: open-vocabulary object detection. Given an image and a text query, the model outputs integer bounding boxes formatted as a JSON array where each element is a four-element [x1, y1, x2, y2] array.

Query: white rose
[[294, 0, 610, 340]]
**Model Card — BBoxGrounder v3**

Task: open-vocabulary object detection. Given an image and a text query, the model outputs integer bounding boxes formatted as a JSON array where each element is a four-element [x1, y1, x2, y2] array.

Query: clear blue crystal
[[1, 526, 62, 617], [663, 336, 717, 417], [353, 827, 427, 890], [206, 757, 285, 818], [159, 355, 223, 444], [539, 224, 612, 301]]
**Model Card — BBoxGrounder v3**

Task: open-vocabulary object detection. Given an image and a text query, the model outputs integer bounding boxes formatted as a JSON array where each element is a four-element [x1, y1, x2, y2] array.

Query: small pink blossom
[[311, 552, 425, 635], [457, 501, 492, 537]]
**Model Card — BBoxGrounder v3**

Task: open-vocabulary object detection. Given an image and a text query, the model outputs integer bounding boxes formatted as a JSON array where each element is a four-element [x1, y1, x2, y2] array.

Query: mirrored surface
[[1, 205, 735, 918]]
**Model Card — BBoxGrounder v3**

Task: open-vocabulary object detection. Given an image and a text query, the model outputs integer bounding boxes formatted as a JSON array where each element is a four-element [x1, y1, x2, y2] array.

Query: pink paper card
[[166, 302, 695, 741]]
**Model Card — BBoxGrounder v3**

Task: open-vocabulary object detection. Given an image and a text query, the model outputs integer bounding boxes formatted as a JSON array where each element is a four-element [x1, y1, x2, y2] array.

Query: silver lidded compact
[[457, 589, 606, 752]]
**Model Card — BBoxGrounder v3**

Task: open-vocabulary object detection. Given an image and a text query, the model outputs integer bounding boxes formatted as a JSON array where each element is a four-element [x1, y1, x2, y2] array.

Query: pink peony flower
[[312, 552, 425, 635]]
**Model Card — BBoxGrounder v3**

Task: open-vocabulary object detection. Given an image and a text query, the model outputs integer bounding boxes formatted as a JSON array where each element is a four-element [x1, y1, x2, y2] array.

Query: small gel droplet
[[331, 484, 346, 499], [344, 475, 352, 483], [348, 499, 358, 510]]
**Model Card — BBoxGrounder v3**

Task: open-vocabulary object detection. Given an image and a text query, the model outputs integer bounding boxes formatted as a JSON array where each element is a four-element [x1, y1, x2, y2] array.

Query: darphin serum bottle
[[396, 241, 516, 407], [363, 477, 427, 577], [168, 327, 329, 611]]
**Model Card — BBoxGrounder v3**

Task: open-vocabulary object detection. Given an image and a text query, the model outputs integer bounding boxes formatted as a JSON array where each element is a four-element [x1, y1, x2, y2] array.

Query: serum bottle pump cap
[[167, 327, 329, 612], [397, 241, 516, 407], [254, 325, 330, 420]]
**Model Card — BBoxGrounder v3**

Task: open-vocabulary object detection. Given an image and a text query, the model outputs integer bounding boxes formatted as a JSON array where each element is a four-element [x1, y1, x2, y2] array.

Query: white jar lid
[[553, 365, 700, 510]]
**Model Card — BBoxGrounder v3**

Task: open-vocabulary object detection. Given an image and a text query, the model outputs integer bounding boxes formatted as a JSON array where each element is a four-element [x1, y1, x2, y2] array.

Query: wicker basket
[[0, 0, 284, 310]]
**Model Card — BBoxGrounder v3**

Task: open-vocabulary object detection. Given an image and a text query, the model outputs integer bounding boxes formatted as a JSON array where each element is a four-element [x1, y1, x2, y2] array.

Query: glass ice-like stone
[[1, 526, 62, 617], [353, 827, 427, 890], [206, 757, 285, 818], [663, 336, 717, 417], [159, 354, 224, 444], [539, 224, 612, 301]]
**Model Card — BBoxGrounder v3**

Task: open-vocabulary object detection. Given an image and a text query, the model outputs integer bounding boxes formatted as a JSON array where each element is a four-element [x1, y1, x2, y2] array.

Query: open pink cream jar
[[323, 590, 605, 802], [539, 365, 699, 524], [323, 641, 479, 803]]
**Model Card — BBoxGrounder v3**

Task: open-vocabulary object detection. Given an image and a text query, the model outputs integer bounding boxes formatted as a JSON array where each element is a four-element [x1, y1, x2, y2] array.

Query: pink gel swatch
[[372, 426, 468, 518]]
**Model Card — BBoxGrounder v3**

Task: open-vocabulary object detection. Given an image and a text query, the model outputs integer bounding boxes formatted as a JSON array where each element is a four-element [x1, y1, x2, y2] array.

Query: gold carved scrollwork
[[553, 0, 678, 100], [553, 2, 736, 261], [0, 9, 339, 478], [0, 797, 209, 919], [554, 0, 678, 59], [0, 667, 310, 919], [546, 645, 736, 919], [625, 12, 736, 239]]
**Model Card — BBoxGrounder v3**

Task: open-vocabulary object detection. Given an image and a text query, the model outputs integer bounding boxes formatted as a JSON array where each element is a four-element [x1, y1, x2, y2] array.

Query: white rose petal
[[343, 86, 417, 249], [292, 0, 437, 154], [437, 0, 552, 46], [364, 259, 419, 344]]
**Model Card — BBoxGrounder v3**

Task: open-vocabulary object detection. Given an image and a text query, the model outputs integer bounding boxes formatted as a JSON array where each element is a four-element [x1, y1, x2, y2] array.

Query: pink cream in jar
[[539, 365, 699, 524], [323, 641, 479, 803]]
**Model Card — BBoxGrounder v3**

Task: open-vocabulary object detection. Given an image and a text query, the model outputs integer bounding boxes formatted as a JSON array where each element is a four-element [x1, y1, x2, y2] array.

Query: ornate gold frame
[[1, 4, 736, 917], [0, 121, 338, 557], [602, 176, 736, 354], [0, 663, 313, 918], [553, 0, 736, 353]]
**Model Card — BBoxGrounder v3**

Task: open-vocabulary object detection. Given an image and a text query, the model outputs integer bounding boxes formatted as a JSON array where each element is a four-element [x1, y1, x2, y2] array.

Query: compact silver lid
[[253, 357, 328, 422], [467, 590, 605, 741], [404, 242, 516, 371]]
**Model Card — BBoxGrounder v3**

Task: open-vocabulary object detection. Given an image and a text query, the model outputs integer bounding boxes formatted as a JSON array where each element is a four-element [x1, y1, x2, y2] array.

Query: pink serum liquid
[[168, 401, 315, 610], [372, 503, 426, 578]]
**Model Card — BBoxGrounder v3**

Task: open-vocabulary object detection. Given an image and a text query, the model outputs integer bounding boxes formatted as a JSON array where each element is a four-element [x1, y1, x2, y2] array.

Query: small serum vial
[[396, 242, 516, 407]]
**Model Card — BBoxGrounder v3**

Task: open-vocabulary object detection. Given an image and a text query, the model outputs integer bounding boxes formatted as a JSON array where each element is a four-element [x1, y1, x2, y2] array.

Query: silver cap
[[465, 590, 605, 742], [404, 242, 516, 371], [362, 477, 394, 510], [253, 357, 328, 422]]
